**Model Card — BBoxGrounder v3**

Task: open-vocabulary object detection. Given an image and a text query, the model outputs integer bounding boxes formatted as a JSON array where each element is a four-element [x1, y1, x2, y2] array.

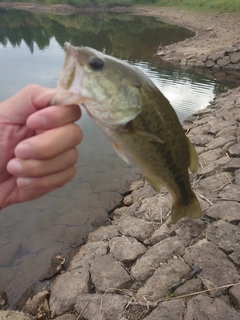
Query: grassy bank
[[152, 0, 240, 13], [0, 0, 240, 12]]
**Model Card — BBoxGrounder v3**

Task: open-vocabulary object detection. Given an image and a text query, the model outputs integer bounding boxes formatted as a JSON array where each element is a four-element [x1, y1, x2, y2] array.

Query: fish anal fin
[[171, 192, 202, 224], [111, 141, 130, 164], [186, 136, 199, 174], [145, 176, 162, 192]]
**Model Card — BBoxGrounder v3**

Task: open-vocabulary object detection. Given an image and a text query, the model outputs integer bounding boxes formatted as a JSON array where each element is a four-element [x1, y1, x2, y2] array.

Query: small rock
[[198, 148, 224, 166], [144, 299, 185, 320], [195, 60, 205, 67], [229, 284, 240, 310], [109, 236, 146, 263], [117, 216, 155, 242], [174, 218, 206, 238], [131, 236, 190, 282], [206, 220, 240, 254], [129, 180, 145, 191], [235, 169, 240, 185], [218, 185, 240, 202], [87, 225, 119, 242], [75, 293, 129, 320], [174, 278, 202, 296], [232, 62, 240, 70], [197, 172, 233, 201], [0, 311, 33, 320], [123, 194, 133, 206], [131, 184, 157, 203], [68, 241, 108, 271], [217, 56, 231, 67], [0, 291, 8, 309], [216, 126, 237, 138], [184, 294, 240, 320], [22, 290, 50, 318], [205, 200, 240, 223], [228, 143, 240, 157], [113, 202, 140, 220], [184, 239, 239, 296], [212, 64, 221, 71], [222, 158, 240, 171], [189, 135, 212, 147], [206, 59, 215, 68], [136, 193, 171, 222], [99, 191, 123, 212], [49, 268, 89, 315], [150, 218, 174, 244], [231, 51, 240, 64], [206, 136, 235, 150], [90, 254, 132, 292], [136, 259, 191, 302]]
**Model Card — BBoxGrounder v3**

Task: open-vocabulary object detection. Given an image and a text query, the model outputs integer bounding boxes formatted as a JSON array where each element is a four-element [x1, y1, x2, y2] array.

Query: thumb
[[0, 84, 56, 125]]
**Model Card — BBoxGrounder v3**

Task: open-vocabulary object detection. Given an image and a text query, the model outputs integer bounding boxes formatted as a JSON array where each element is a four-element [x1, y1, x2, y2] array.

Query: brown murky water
[[0, 8, 231, 305]]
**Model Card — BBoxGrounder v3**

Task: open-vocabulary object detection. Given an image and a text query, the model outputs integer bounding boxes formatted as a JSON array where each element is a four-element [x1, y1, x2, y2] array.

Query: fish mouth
[[50, 43, 85, 106]]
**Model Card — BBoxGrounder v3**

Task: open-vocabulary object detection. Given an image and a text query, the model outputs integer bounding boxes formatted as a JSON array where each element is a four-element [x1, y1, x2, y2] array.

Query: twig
[[130, 281, 240, 308], [160, 208, 163, 224], [77, 302, 89, 319], [199, 194, 213, 206], [214, 178, 234, 192], [185, 115, 200, 134]]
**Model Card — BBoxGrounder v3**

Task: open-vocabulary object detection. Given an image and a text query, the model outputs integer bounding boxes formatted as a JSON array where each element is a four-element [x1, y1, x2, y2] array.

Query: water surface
[[0, 8, 232, 305]]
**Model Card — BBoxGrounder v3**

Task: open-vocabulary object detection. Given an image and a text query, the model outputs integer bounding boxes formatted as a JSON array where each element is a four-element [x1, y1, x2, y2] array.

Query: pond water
[[0, 8, 233, 305]]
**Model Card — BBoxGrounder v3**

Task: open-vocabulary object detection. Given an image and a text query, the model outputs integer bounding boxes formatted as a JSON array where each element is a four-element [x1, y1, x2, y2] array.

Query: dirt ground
[[1, 3, 240, 60]]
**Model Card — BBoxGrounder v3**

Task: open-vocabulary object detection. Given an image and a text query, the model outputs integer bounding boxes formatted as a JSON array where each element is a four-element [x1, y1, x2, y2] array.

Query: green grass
[[2, 0, 240, 13], [149, 0, 240, 13]]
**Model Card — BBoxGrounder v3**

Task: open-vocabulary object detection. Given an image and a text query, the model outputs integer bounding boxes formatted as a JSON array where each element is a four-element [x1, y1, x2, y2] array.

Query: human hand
[[0, 84, 82, 208]]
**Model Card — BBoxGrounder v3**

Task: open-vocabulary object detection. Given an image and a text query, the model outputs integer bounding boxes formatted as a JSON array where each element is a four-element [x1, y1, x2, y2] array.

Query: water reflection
[[0, 8, 233, 306]]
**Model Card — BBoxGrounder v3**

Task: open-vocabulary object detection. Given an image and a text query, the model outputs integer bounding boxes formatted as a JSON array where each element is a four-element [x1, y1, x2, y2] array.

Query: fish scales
[[51, 43, 202, 223]]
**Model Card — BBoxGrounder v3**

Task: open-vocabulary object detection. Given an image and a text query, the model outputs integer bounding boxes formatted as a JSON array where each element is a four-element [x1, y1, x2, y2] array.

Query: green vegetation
[[153, 0, 240, 13], [0, 0, 239, 12]]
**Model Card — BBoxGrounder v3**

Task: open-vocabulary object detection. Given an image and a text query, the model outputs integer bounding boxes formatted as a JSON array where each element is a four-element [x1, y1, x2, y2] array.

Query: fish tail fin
[[171, 192, 202, 224]]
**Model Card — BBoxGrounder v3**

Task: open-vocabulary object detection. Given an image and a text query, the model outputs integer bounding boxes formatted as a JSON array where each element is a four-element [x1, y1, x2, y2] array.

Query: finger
[[15, 123, 82, 160], [16, 166, 76, 188], [7, 148, 78, 177], [1, 85, 56, 125], [27, 104, 81, 130]]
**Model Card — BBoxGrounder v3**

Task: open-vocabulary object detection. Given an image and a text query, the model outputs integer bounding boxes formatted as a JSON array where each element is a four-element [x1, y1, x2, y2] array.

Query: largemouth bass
[[51, 43, 202, 224]]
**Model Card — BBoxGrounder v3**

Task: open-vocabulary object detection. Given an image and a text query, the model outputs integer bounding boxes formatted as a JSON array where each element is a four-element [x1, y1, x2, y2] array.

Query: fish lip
[[50, 90, 83, 106]]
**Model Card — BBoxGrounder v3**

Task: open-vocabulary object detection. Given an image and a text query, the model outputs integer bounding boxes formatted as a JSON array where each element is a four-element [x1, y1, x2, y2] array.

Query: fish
[[51, 42, 202, 224]]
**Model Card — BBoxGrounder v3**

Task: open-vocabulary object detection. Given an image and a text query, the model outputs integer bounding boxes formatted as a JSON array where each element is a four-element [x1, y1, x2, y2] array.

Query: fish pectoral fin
[[111, 141, 130, 164], [145, 176, 162, 192], [134, 130, 165, 144], [171, 192, 202, 224], [186, 136, 199, 174]]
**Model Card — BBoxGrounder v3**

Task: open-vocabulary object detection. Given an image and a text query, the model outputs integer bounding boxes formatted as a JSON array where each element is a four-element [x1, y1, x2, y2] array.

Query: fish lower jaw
[[51, 89, 85, 106]]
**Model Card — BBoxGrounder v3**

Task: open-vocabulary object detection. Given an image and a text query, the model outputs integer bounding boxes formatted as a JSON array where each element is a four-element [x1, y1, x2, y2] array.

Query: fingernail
[[17, 177, 31, 187], [15, 144, 32, 159], [7, 160, 22, 175]]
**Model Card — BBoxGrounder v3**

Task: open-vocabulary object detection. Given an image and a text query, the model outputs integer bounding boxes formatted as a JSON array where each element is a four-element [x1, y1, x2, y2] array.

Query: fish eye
[[89, 57, 104, 71]]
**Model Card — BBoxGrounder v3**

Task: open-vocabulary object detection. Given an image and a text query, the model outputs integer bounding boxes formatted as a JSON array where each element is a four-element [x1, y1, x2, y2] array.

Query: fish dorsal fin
[[111, 141, 130, 164], [186, 136, 199, 174]]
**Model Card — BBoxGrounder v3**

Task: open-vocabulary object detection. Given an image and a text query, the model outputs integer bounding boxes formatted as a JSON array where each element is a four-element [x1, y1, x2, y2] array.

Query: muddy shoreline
[[0, 3, 240, 320]]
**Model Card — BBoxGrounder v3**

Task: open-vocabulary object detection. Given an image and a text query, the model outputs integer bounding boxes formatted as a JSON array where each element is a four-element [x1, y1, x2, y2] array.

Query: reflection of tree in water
[[0, 9, 51, 53], [0, 8, 194, 59]]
